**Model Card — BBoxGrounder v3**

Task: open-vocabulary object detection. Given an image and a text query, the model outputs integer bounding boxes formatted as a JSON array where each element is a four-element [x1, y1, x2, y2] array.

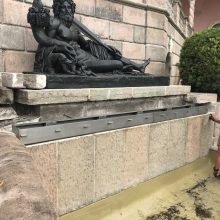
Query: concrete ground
[[61, 151, 220, 220]]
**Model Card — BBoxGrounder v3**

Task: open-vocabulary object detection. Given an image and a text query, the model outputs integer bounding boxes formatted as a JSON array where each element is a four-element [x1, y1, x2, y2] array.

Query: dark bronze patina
[[27, 0, 150, 76]]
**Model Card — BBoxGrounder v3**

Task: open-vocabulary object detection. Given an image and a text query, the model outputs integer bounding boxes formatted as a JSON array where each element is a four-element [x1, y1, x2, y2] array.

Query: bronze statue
[[27, 0, 150, 76]]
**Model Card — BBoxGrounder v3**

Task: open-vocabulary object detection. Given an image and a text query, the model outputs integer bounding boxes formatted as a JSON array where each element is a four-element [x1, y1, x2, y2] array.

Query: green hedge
[[179, 28, 220, 99]]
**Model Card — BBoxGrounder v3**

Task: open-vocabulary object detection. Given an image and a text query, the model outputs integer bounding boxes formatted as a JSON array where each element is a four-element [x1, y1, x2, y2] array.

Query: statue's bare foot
[[139, 58, 150, 73]]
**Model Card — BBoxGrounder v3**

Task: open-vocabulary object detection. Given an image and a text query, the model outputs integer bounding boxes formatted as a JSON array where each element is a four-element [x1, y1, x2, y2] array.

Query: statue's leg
[[120, 57, 150, 73], [85, 60, 123, 73]]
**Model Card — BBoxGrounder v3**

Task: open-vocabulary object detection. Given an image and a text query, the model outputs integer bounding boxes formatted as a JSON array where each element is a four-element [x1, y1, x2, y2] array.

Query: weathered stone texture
[[0, 106, 17, 121], [0, 50, 4, 72], [146, 62, 166, 75], [2, 72, 24, 89], [166, 119, 187, 171], [134, 26, 146, 44], [3, 0, 29, 27], [123, 6, 146, 26], [95, 0, 122, 21], [4, 51, 35, 73], [123, 126, 149, 186], [146, 44, 167, 62], [29, 142, 58, 211], [23, 74, 47, 90], [94, 131, 124, 200], [0, 24, 25, 50], [147, 11, 168, 31], [0, 87, 14, 104], [80, 16, 109, 39], [110, 22, 133, 42], [186, 117, 202, 163], [148, 122, 170, 178], [25, 28, 38, 52], [146, 28, 168, 48], [200, 115, 214, 157], [122, 42, 145, 60], [58, 136, 95, 215], [74, 0, 96, 16]]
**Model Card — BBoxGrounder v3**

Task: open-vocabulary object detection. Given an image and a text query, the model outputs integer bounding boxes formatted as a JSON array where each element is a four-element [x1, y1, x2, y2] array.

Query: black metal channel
[[12, 103, 209, 145]]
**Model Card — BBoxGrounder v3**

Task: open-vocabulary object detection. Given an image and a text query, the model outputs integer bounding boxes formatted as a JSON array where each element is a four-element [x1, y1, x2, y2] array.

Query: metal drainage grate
[[12, 103, 209, 145]]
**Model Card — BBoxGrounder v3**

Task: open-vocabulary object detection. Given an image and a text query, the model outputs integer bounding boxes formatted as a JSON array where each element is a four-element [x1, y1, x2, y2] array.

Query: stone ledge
[[15, 86, 191, 105]]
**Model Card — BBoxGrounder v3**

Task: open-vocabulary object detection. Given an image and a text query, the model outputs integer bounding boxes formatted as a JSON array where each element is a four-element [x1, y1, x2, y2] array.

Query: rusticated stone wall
[[28, 114, 213, 216], [0, 0, 192, 84]]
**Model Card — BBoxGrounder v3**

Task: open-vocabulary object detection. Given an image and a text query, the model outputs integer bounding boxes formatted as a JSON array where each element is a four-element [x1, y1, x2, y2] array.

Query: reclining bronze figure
[[27, 0, 150, 76]]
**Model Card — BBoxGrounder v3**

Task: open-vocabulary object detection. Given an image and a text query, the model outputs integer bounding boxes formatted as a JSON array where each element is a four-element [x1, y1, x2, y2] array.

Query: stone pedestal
[[14, 86, 191, 121]]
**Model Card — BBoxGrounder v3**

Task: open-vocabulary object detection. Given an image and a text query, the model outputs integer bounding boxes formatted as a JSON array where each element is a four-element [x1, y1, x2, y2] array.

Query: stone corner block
[[23, 74, 46, 90], [2, 72, 24, 89], [165, 85, 191, 96], [187, 92, 218, 104]]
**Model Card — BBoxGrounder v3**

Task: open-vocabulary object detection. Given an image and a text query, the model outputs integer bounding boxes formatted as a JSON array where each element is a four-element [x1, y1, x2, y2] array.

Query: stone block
[[170, 66, 179, 77], [147, 11, 168, 31], [94, 130, 124, 200], [133, 26, 146, 44], [3, 0, 29, 27], [132, 86, 166, 98], [109, 87, 133, 100], [146, 44, 167, 62], [15, 89, 90, 105], [81, 16, 109, 39], [0, 87, 14, 104], [25, 28, 38, 52], [186, 116, 202, 163], [166, 119, 187, 171], [28, 142, 58, 211], [147, 0, 167, 9], [172, 40, 182, 56], [200, 114, 214, 157], [165, 85, 191, 96], [110, 22, 133, 42], [101, 39, 122, 52], [23, 74, 46, 90], [89, 88, 109, 101], [146, 28, 168, 48], [123, 125, 149, 187], [0, 50, 4, 72], [0, 106, 17, 121], [174, 30, 185, 46], [25, 0, 53, 7], [0, 24, 25, 50], [170, 76, 180, 85], [58, 136, 95, 215], [172, 53, 180, 66], [122, 42, 145, 60], [146, 62, 166, 75], [4, 51, 35, 73], [148, 121, 170, 179], [95, 0, 122, 21], [2, 72, 24, 89], [187, 93, 218, 104], [123, 6, 146, 26], [74, 0, 95, 16], [0, 0, 3, 23]]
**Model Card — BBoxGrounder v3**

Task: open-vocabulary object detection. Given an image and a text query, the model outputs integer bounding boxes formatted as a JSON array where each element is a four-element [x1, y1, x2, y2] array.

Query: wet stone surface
[[146, 178, 220, 220]]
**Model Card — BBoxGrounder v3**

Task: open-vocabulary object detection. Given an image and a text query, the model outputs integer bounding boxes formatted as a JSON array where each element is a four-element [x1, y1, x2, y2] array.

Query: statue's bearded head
[[53, 0, 76, 27]]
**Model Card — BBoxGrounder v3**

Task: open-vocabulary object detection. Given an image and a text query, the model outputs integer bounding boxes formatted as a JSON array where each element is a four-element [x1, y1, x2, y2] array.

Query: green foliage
[[179, 28, 220, 99]]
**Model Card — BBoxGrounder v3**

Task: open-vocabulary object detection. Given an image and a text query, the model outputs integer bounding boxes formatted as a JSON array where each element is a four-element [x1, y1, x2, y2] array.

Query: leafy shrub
[[179, 28, 220, 99]]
